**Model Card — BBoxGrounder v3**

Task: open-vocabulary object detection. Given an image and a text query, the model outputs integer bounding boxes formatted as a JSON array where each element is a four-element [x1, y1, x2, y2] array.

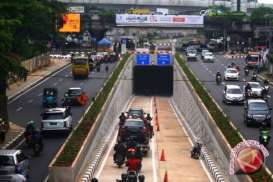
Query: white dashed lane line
[[65, 75, 69, 78], [58, 78, 63, 82], [16, 107, 23, 112], [38, 93, 42, 96], [27, 99, 33, 104], [53, 82, 58, 86]]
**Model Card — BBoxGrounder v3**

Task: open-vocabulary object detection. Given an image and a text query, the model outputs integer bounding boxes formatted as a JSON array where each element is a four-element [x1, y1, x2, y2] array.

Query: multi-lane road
[[8, 62, 117, 182], [185, 53, 273, 171]]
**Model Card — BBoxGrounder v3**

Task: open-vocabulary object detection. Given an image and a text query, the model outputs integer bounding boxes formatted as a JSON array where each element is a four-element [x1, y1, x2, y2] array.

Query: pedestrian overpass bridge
[[57, 0, 231, 8]]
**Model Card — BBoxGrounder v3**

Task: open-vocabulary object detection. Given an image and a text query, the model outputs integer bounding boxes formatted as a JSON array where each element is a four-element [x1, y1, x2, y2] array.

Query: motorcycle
[[216, 75, 221, 85], [244, 68, 249, 76], [259, 133, 270, 147], [32, 142, 42, 156], [117, 171, 145, 182], [191, 143, 202, 159], [114, 152, 125, 168]]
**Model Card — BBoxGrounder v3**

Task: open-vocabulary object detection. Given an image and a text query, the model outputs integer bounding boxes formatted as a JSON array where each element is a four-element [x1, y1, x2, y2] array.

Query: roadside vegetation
[[0, 0, 65, 126], [54, 53, 130, 166], [175, 53, 272, 181]]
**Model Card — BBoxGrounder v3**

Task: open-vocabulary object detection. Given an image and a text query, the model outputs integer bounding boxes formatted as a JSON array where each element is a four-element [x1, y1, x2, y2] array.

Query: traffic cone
[[163, 171, 168, 182], [160, 149, 166, 161], [155, 108, 158, 114]]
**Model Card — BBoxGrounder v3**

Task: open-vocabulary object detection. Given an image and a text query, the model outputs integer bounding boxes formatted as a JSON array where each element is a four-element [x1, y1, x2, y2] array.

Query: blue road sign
[[135, 54, 151, 65], [157, 54, 171, 65]]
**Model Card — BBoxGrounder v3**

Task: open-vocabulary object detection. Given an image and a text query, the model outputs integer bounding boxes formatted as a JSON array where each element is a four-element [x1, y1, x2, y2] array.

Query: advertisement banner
[[59, 13, 80, 33], [116, 14, 203, 27]]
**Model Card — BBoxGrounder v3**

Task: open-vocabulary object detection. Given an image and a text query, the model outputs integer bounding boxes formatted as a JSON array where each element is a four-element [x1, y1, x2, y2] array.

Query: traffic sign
[[135, 54, 151, 65], [157, 54, 172, 65]]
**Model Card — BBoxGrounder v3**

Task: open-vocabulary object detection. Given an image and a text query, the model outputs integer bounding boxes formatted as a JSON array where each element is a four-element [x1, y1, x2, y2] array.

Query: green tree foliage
[[251, 6, 273, 26], [0, 0, 65, 124]]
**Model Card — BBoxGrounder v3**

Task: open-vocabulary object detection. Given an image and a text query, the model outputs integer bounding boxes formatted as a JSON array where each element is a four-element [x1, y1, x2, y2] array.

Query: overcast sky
[[258, 0, 273, 4]]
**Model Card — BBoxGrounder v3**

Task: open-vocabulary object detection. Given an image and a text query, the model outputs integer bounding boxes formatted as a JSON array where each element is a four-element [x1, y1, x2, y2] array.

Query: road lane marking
[[16, 107, 23, 112], [65, 74, 69, 78], [53, 82, 58, 86], [58, 78, 63, 82], [80, 82, 84, 86], [27, 99, 33, 103], [38, 93, 42, 96], [150, 97, 158, 182]]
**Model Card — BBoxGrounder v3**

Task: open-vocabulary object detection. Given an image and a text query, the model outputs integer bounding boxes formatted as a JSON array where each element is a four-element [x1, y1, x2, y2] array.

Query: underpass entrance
[[133, 65, 173, 96]]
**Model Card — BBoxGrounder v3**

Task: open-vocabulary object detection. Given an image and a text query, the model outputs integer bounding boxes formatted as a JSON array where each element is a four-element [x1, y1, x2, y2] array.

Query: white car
[[186, 50, 197, 61], [201, 49, 209, 59], [224, 68, 239, 81], [203, 52, 214, 62], [245, 82, 263, 98], [41, 108, 72, 134], [223, 85, 244, 104]]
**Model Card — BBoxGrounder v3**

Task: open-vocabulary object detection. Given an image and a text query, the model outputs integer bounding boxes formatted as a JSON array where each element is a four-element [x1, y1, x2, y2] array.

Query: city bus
[[71, 55, 89, 79]]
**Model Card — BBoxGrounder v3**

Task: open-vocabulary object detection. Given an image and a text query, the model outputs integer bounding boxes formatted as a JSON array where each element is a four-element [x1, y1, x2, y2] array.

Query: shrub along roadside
[[175, 53, 272, 181], [54, 53, 130, 167]]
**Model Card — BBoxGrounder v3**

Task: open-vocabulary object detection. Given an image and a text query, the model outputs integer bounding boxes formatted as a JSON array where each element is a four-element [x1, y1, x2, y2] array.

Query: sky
[[258, 0, 273, 4]]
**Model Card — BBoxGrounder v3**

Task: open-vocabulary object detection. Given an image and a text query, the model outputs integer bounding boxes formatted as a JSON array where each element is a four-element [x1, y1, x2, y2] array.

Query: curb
[[1, 131, 25, 150], [8, 62, 70, 102], [257, 74, 273, 86]]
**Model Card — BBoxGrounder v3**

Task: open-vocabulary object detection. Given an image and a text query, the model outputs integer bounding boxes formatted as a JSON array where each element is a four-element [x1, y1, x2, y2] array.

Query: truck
[[245, 51, 261, 69]]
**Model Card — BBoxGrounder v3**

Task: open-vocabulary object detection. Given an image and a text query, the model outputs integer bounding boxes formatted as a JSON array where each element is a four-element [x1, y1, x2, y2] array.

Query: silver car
[[41, 108, 72, 134], [245, 82, 263, 98], [0, 150, 29, 179], [223, 85, 244, 104]]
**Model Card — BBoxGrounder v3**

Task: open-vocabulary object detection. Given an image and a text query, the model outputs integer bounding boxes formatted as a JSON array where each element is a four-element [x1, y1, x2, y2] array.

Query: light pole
[[264, 14, 273, 52]]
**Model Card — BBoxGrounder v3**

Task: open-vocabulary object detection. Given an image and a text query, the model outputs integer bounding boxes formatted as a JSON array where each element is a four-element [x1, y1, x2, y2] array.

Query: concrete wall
[[21, 53, 50, 72], [172, 61, 240, 182]]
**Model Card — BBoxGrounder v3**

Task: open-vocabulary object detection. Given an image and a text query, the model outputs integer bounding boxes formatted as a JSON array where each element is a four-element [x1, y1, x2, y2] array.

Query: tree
[[251, 6, 273, 26], [0, 0, 65, 126]]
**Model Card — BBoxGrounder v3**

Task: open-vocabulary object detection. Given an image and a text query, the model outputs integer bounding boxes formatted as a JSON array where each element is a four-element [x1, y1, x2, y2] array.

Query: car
[[203, 52, 214, 62], [224, 68, 239, 81], [244, 99, 272, 127], [245, 82, 263, 98], [127, 108, 145, 119], [223, 85, 244, 104], [63, 87, 82, 106], [201, 49, 209, 59], [0, 174, 26, 182], [41, 107, 72, 134], [119, 118, 149, 153], [186, 49, 197, 61], [0, 150, 29, 178]]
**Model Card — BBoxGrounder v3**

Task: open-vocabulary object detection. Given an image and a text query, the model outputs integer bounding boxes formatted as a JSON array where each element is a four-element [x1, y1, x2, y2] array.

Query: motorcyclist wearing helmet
[[259, 122, 271, 146], [126, 149, 142, 173], [245, 83, 252, 98], [113, 141, 127, 162], [145, 114, 153, 138], [32, 128, 43, 151], [119, 112, 126, 126], [264, 79, 269, 86], [25, 120, 35, 146], [216, 71, 222, 84]]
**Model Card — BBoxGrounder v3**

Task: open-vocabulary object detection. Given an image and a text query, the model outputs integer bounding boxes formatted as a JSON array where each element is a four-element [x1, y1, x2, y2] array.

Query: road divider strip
[[175, 53, 273, 181]]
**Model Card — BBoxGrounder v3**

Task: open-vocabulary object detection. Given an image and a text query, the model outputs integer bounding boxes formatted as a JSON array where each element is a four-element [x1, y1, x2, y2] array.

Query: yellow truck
[[71, 55, 89, 79]]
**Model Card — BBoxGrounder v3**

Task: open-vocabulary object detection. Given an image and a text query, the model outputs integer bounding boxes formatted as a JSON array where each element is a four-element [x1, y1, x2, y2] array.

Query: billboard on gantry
[[116, 14, 203, 27]]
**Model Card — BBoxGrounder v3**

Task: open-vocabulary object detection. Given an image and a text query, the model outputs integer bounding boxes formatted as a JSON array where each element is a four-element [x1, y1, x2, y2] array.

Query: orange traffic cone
[[163, 171, 168, 182], [160, 149, 166, 161], [155, 108, 158, 114]]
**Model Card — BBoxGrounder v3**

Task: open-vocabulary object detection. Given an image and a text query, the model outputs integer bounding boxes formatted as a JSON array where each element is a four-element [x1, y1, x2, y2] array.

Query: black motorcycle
[[33, 142, 42, 156], [252, 73, 257, 81], [114, 152, 125, 168], [117, 171, 145, 182], [191, 143, 202, 159], [216, 75, 221, 85]]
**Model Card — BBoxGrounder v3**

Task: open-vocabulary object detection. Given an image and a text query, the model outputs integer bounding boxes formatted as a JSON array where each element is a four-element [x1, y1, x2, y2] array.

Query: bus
[[71, 55, 89, 79]]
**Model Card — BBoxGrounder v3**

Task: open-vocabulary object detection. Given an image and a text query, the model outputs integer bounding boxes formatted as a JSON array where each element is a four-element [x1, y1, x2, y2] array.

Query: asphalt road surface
[[8, 62, 117, 182], [184, 53, 273, 171]]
